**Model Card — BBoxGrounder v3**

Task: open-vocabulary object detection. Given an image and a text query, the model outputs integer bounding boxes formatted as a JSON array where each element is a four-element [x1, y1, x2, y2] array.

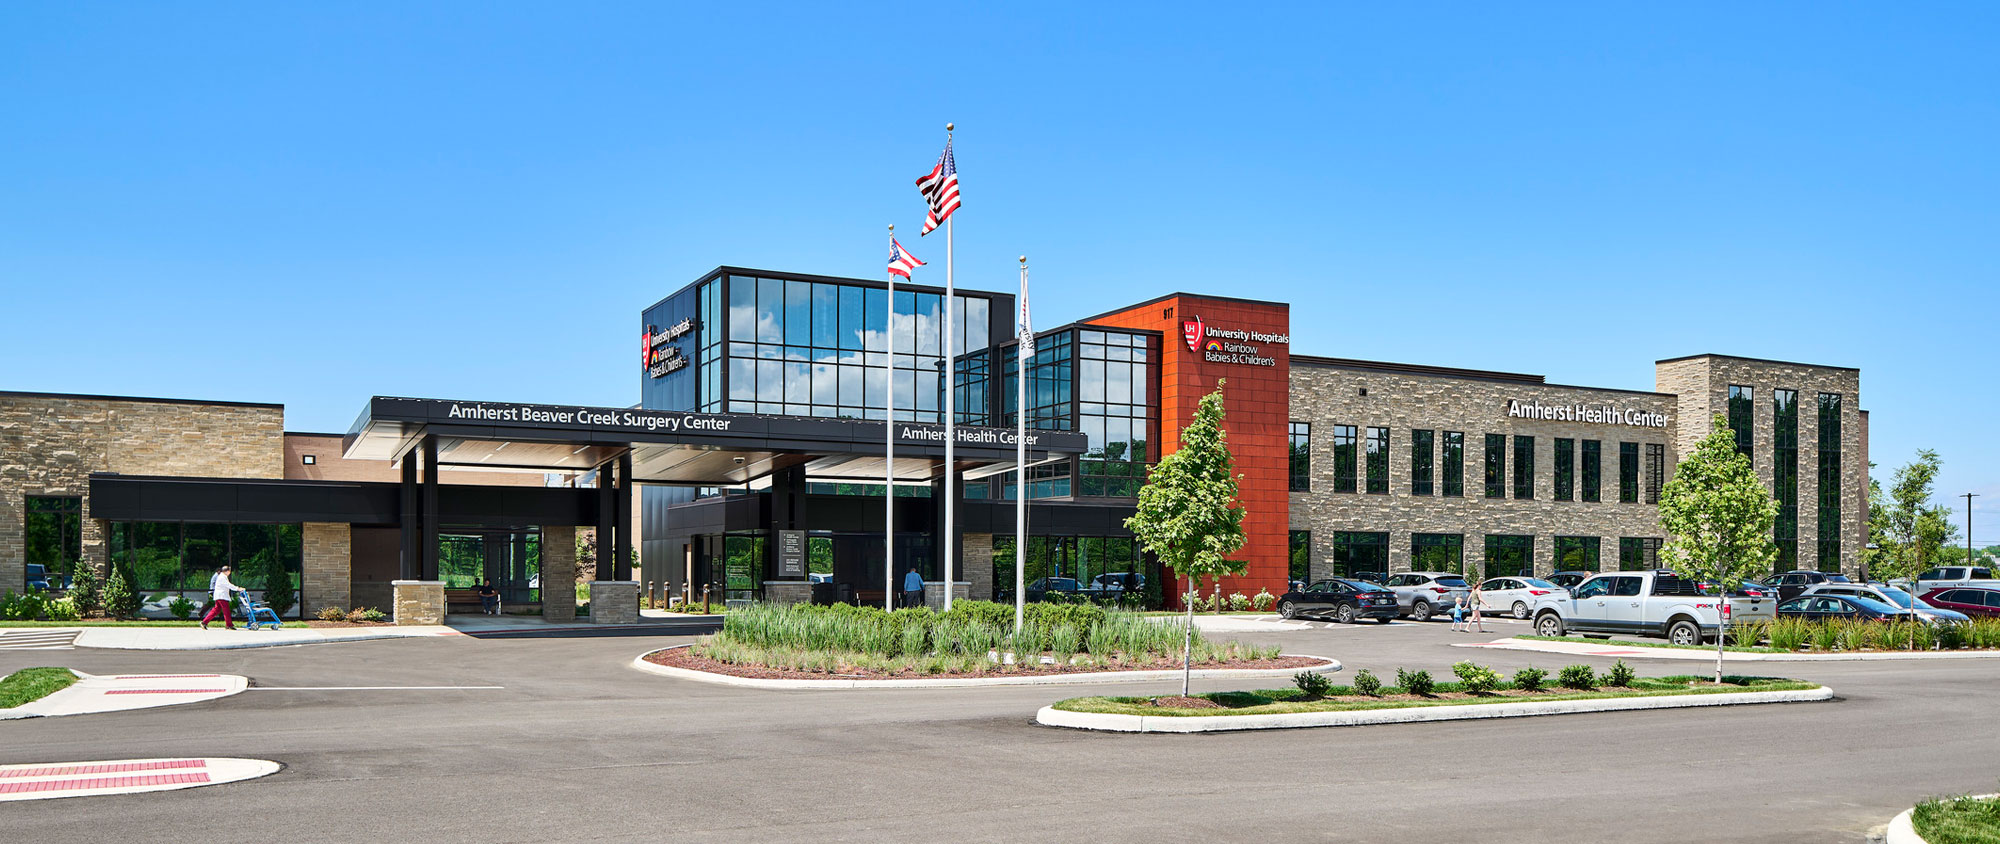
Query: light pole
[[1965, 493, 1979, 570]]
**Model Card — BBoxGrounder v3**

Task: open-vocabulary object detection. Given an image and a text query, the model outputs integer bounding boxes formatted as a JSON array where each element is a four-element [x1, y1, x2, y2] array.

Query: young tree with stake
[[1658, 415, 1778, 683]]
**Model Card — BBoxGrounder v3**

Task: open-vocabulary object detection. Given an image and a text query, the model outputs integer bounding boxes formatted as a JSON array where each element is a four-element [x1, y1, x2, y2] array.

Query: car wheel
[[1512, 601, 1530, 620], [1535, 613, 1565, 637], [1279, 600, 1297, 620], [1668, 619, 1702, 646], [1411, 599, 1432, 621], [1336, 604, 1356, 624]]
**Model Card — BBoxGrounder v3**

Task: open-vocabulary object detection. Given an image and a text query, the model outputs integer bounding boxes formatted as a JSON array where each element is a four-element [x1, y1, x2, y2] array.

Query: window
[[301, 454, 316, 466], [1289, 531, 1311, 583], [1773, 389, 1798, 569], [1617, 537, 1661, 571], [1483, 534, 1534, 579], [1289, 422, 1311, 492], [1513, 435, 1535, 499], [1609, 576, 1644, 598], [1410, 429, 1434, 496], [1441, 431, 1464, 497], [107, 521, 305, 608], [1728, 385, 1755, 461], [1077, 330, 1156, 497], [1817, 392, 1843, 572], [1553, 438, 1574, 502], [1484, 434, 1507, 498], [1553, 536, 1600, 571], [1580, 440, 1601, 503], [24, 496, 83, 584], [1411, 533, 1463, 574], [1332, 425, 1358, 493], [1330, 531, 1388, 579], [1619, 442, 1640, 503], [1365, 427, 1389, 494], [1645, 443, 1665, 504]]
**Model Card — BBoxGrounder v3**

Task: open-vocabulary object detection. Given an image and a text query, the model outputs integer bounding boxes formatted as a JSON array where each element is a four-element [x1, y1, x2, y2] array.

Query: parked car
[[1349, 570, 1388, 585], [25, 563, 52, 591], [1025, 577, 1082, 602], [1531, 570, 1775, 645], [1917, 587, 2000, 619], [1089, 572, 1146, 592], [1804, 583, 1969, 625], [1383, 572, 1471, 620], [1769, 569, 1853, 602], [1276, 578, 1401, 624], [1546, 571, 1591, 590], [1476, 577, 1568, 619], [1775, 593, 1912, 622], [1892, 566, 1998, 595]]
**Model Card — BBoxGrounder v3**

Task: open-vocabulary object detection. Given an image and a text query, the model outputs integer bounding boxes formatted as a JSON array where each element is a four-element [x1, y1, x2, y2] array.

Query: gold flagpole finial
[[1019, 255, 1027, 265], [888, 224, 895, 234], [945, 122, 954, 133]]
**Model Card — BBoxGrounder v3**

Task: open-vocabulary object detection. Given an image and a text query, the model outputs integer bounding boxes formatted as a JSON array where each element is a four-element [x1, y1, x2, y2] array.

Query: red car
[[1919, 587, 2000, 618]]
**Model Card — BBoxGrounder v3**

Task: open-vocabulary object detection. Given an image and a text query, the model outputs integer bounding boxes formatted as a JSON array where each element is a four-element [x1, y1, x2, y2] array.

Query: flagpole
[[1015, 255, 1029, 632], [885, 224, 897, 612], [941, 121, 956, 612]]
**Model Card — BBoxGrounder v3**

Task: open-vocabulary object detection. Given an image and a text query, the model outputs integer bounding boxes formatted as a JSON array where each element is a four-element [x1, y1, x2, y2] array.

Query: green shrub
[[1558, 664, 1596, 690], [261, 556, 296, 618], [1726, 618, 1769, 648], [67, 564, 102, 617], [1293, 670, 1333, 698], [1396, 667, 1435, 696], [350, 607, 386, 622], [168, 597, 196, 620], [1606, 659, 1636, 687], [44, 597, 80, 621], [1251, 589, 1276, 612], [104, 565, 139, 620], [1351, 669, 1382, 696], [1451, 661, 1500, 694], [317, 606, 347, 622], [1768, 617, 1811, 652], [1809, 621, 1839, 652], [1513, 666, 1547, 692]]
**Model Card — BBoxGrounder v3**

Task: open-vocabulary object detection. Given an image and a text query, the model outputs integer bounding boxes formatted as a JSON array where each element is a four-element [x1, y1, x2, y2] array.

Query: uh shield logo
[[1181, 316, 1204, 353]]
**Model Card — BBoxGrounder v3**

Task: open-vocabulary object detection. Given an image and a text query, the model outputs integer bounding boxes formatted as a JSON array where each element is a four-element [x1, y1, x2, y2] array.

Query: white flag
[[1019, 267, 1034, 359]]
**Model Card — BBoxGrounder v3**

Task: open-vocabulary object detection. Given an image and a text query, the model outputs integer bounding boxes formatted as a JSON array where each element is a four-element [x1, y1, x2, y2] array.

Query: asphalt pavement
[[3, 617, 1994, 843]]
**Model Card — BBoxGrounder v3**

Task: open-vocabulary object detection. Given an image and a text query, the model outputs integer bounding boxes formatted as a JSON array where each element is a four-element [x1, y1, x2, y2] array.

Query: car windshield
[[1874, 588, 1917, 609], [1851, 595, 1901, 614], [1521, 578, 1560, 589], [1436, 577, 1469, 587]]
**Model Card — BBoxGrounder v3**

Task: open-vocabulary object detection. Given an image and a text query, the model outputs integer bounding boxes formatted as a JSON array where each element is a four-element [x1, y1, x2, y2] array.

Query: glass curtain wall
[[993, 535, 1158, 606], [1076, 330, 1156, 497], [106, 521, 305, 616]]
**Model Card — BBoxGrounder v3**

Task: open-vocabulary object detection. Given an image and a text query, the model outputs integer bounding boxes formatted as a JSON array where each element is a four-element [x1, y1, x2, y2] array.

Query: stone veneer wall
[[542, 525, 577, 622], [1654, 355, 1866, 576], [301, 522, 352, 616], [0, 393, 285, 594], [963, 533, 994, 601], [1287, 362, 1678, 579]]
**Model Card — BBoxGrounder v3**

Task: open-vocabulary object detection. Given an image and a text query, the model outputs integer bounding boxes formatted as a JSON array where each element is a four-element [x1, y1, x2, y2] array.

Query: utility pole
[[1966, 493, 1979, 566]]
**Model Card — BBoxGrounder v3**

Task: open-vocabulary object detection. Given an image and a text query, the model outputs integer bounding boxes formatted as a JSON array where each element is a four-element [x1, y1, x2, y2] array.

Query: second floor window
[[1365, 427, 1389, 494], [1333, 425, 1358, 493]]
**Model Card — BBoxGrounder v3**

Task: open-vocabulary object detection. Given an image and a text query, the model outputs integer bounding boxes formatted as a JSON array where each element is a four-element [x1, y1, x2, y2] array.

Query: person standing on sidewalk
[[901, 567, 925, 609], [201, 565, 247, 630]]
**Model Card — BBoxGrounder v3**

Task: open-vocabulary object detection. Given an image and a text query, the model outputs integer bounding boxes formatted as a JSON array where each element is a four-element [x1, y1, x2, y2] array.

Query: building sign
[[776, 529, 806, 578], [444, 401, 735, 433], [1184, 315, 1287, 367], [1506, 398, 1668, 429], [895, 423, 1049, 447], [643, 318, 696, 379]]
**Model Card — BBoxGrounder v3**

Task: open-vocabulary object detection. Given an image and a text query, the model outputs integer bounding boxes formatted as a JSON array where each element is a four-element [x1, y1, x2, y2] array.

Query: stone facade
[[542, 525, 577, 622], [922, 581, 971, 610], [0, 392, 285, 594], [762, 580, 813, 606], [588, 581, 639, 623], [301, 522, 352, 616], [1288, 361, 1679, 580], [391, 580, 444, 625], [1654, 355, 1867, 576], [963, 533, 994, 601]]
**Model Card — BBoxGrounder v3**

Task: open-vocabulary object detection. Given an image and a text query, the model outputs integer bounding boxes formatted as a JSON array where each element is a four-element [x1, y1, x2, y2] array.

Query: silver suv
[[1384, 572, 1471, 620]]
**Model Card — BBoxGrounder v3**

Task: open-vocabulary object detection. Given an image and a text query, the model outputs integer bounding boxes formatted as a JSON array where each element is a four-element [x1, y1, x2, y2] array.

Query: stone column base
[[392, 580, 445, 626], [923, 581, 971, 610], [763, 581, 813, 607], [588, 581, 639, 624]]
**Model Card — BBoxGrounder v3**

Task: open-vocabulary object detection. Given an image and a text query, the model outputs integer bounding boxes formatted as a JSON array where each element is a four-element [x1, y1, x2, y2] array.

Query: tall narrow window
[[1619, 442, 1640, 503], [1513, 435, 1536, 500], [1817, 392, 1843, 572], [1411, 429, 1435, 496], [1580, 440, 1602, 503], [1728, 384, 1755, 462], [1553, 437, 1575, 502], [1289, 530, 1311, 583], [1441, 431, 1465, 497], [24, 495, 83, 584], [1645, 443, 1666, 505], [1773, 389, 1799, 569], [1332, 425, 1357, 494], [1365, 427, 1389, 494], [1484, 434, 1507, 498], [1288, 422, 1311, 492]]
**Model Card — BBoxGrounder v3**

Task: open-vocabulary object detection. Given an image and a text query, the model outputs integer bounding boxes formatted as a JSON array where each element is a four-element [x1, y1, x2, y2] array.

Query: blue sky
[[4, 3, 1997, 538]]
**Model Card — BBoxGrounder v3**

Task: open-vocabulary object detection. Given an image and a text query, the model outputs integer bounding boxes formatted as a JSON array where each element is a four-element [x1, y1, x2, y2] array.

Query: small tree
[[1125, 382, 1247, 696], [262, 553, 297, 619], [1659, 415, 1777, 682], [103, 563, 140, 620], [1876, 450, 1957, 650], [68, 561, 102, 618]]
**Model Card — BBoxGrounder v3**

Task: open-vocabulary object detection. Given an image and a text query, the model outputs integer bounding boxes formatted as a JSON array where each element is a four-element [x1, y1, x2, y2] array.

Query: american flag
[[915, 139, 961, 235], [887, 238, 925, 279], [1018, 264, 1033, 359]]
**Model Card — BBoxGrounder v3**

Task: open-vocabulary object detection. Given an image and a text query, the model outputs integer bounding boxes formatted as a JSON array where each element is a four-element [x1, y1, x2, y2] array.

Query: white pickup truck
[[1530, 570, 1775, 646]]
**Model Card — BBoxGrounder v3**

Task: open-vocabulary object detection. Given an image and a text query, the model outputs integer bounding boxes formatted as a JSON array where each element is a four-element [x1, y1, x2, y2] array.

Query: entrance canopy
[[344, 397, 1087, 484]]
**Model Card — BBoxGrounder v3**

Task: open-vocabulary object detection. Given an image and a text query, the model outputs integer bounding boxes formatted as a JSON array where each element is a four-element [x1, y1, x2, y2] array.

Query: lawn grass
[[1515, 634, 1786, 654], [1051, 675, 1818, 717], [0, 619, 203, 627], [0, 667, 79, 708], [1912, 794, 2000, 844]]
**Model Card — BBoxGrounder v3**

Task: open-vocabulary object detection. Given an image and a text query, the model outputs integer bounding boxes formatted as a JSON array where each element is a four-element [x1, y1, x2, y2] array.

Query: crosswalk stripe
[[0, 630, 80, 650]]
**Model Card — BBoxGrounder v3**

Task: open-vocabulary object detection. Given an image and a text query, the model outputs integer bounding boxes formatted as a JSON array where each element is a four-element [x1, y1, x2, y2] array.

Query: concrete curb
[[1, 671, 249, 719], [0, 757, 280, 801], [630, 646, 1341, 690], [1460, 637, 2000, 662], [1881, 793, 1999, 844], [74, 628, 451, 651], [1035, 684, 1834, 732]]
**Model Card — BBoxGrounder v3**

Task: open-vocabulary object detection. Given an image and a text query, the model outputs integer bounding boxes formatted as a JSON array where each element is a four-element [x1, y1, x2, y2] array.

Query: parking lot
[[3, 616, 1995, 843]]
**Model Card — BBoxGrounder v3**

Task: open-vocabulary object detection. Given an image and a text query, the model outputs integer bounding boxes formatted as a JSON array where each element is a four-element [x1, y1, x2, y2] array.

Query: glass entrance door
[[439, 528, 543, 607]]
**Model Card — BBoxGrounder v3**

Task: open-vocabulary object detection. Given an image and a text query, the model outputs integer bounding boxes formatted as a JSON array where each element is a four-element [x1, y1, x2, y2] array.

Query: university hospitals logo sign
[[1186, 315, 1288, 367], [1182, 316, 1204, 352]]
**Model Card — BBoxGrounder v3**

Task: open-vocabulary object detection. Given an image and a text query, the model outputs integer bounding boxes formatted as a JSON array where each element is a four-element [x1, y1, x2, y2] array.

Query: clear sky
[[4, 3, 1997, 539]]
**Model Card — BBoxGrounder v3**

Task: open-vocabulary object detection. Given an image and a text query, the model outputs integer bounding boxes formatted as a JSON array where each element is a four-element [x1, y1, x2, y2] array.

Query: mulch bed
[[646, 647, 1324, 681], [303, 620, 394, 628], [1149, 696, 1225, 709]]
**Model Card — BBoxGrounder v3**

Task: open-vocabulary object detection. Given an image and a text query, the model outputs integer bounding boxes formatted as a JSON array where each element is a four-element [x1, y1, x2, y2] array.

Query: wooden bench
[[444, 588, 501, 615]]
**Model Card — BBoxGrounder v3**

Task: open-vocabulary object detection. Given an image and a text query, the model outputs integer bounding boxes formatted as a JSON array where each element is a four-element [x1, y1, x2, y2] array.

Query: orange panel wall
[[1088, 294, 1290, 606]]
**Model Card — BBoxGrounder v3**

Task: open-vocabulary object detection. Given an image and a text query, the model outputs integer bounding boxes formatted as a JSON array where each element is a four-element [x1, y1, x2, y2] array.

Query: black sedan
[[1277, 579, 1401, 624], [1775, 593, 1912, 622]]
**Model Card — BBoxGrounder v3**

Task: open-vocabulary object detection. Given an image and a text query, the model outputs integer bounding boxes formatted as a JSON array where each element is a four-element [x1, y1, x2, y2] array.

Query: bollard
[[702, 584, 711, 614], [645, 581, 655, 609]]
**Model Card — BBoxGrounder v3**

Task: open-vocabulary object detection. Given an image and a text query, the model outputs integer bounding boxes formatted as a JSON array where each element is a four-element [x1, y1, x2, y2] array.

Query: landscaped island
[[1526, 616, 2000, 654], [643, 601, 1312, 680]]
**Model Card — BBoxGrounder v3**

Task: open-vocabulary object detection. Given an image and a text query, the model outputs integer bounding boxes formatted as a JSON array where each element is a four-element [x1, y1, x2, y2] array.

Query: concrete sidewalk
[[1, 671, 248, 719], [57, 612, 721, 650]]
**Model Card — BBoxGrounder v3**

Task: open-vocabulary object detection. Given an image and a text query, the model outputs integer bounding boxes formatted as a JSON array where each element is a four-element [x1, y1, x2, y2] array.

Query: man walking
[[901, 567, 925, 609], [201, 565, 246, 630]]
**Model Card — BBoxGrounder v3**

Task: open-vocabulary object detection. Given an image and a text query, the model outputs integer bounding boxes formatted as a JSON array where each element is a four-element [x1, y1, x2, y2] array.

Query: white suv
[[1383, 572, 1471, 621]]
